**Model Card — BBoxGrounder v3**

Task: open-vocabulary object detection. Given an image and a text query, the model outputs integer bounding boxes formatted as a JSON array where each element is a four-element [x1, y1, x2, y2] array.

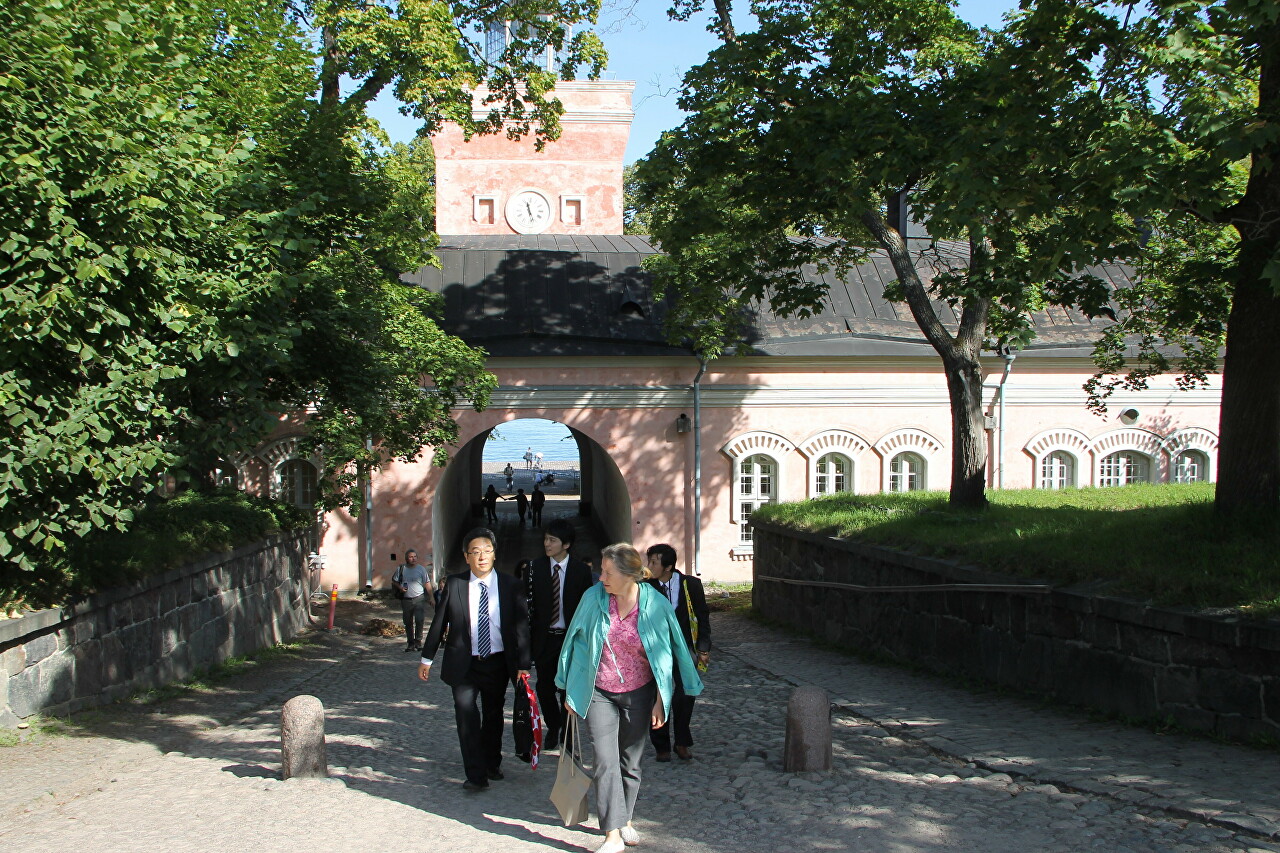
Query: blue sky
[[369, 0, 1020, 165]]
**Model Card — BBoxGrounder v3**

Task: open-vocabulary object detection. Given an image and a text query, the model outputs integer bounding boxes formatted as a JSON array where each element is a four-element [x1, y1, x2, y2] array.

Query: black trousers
[[534, 632, 567, 740], [451, 652, 509, 784], [650, 665, 696, 752], [531, 504, 543, 525]]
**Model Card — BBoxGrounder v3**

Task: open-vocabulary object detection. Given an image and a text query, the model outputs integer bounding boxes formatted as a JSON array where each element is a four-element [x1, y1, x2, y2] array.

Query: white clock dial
[[505, 189, 553, 234]]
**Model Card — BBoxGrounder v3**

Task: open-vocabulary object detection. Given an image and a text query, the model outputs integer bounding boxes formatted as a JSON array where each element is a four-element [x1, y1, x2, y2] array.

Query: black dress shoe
[[462, 780, 489, 792], [486, 768, 504, 781], [675, 745, 693, 760], [655, 751, 672, 762], [543, 732, 560, 751]]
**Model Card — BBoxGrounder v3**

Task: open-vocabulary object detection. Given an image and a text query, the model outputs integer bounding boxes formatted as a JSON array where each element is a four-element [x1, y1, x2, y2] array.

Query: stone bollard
[[783, 686, 832, 772], [281, 694, 327, 779]]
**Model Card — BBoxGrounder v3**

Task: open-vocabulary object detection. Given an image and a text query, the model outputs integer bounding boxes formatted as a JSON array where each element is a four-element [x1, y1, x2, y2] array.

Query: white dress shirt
[[658, 571, 682, 609], [469, 570, 504, 656], [550, 559, 568, 630]]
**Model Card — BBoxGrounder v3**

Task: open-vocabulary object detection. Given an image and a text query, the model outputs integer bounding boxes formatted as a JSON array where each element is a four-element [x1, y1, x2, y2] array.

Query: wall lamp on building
[[676, 413, 692, 434]]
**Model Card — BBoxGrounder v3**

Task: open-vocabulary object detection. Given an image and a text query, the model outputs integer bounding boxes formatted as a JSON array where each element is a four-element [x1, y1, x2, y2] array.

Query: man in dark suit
[[526, 518, 593, 751], [645, 543, 710, 761], [419, 528, 531, 792]]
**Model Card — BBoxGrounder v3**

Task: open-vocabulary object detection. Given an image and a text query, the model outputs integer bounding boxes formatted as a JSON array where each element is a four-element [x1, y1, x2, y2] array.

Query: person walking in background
[[556, 544, 703, 853], [534, 450, 544, 470], [419, 528, 531, 792], [503, 488, 529, 526], [530, 485, 546, 526], [482, 484, 500, 525], [393, 549, 434, 653], [524, 447, 535, 469], [504, 462, 515, 490], [644, 544, 710, 761], [527, 519, 592, 751]]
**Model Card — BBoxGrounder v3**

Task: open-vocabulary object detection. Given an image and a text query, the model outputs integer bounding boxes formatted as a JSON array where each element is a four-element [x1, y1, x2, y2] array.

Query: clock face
[[505, 189, 553, 234]]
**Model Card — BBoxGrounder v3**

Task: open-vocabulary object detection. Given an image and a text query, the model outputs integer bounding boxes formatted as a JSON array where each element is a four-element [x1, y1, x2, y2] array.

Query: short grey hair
[[600, 543, 647, 582]]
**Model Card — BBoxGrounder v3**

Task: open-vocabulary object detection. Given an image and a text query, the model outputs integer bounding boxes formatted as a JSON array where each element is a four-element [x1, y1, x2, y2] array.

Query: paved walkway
[[1, 601, 1278, 853]]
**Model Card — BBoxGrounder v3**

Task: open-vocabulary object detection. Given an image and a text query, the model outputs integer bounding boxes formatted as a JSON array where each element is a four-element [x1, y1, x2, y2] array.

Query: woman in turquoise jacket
[[556, 543, 703, 853]]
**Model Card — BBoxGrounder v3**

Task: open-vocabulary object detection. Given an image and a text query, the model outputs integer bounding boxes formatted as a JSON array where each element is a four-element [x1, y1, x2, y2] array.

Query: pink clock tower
[[431, 80, 635, 236]]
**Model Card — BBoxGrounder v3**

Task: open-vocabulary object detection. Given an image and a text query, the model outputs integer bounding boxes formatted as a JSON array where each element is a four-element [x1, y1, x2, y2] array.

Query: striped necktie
[[551, 564, 562, 628], [477, 581, 491, 656]]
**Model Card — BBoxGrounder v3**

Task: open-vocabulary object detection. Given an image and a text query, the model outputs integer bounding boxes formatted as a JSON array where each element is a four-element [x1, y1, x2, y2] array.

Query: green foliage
[[1, 0, 605, 605], [754, 484, 1280, 613]]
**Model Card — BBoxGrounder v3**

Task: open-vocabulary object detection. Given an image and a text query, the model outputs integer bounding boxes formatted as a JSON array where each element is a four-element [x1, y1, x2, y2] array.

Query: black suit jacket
[[422, 570, 531, 685], [527, 555, 593, 658], [646, 573, 711, 653]]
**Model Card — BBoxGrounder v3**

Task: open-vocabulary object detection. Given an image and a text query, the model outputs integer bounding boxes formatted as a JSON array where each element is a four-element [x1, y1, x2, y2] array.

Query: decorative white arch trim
[[257, 436, 322, 499], [873, 428, 944, 458], [798, 430, 869, 498], [1087, 428, 1164, 458], [1089, 428, 1163, 485], [1163, 427, 1219, 456], [1024, 428, 1091, 489], [722, 431, 795, 543], [873, 428, 943, 493], [721, 430, 798, 461], [797, 429, 871, 459], [1024, 428, 1092, 460], [1163, 427, 1218, 483]]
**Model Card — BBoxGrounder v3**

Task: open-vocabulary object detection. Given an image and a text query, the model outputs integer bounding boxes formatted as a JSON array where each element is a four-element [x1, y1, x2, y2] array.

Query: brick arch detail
[[1087, 428, 1164, 458], [1024, 428, 1092, 460], [872, 428, 944, 458], [1163, 427, 1219, 456], [797, 429, 871, 460]]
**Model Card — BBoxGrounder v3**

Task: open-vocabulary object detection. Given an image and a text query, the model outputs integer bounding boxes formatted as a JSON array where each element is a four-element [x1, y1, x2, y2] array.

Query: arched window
[[280, 459, 318, 508], [212, 461, 238, 489], [1174, 450, 1210, 483], [814, 453, 851, 496], [1098, 451, 1150, 487], [1040, 451, 1076, 490], [737, 454, 776, 543], [889, 452, 925, 492]]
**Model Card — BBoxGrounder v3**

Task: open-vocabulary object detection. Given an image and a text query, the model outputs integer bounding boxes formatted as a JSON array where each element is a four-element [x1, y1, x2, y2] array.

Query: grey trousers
[[586, 681, 656, 832], [401, 594, 427, 643]]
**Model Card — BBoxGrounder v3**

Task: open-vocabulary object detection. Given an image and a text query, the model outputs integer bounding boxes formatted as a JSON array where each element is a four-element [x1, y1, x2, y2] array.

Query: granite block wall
[[0, 531, 313, 726], [752, 522, 1280, 744]]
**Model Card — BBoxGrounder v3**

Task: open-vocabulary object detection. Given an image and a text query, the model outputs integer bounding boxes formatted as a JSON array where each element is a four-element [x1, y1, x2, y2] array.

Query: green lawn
[[753, 484, 1280, 615]]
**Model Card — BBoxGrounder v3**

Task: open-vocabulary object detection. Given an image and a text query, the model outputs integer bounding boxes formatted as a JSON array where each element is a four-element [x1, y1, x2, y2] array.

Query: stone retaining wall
[[752, 522, 1280, 743], [0, 531, 314, 726]]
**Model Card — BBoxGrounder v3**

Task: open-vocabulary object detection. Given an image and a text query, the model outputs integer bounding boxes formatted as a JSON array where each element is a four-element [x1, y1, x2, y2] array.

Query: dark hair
[[461, 527, 497, 553], [646, 543, 677, 570], [545, 519, 576, 548]]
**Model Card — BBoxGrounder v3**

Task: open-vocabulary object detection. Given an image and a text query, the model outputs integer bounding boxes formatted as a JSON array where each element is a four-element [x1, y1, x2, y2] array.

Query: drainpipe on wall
[[364, 435, 374, 591], [996, 353, 1016, 490], [691, 355, 708, 577]]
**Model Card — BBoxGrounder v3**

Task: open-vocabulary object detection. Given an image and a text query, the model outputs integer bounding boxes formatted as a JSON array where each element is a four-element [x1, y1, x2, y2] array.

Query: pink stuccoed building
[[235, 79, 1222, 589]]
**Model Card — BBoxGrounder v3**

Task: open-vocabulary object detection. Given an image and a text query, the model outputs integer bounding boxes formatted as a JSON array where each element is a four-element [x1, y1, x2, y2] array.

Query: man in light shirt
[[393, 549, 433, 652], [419, 528, 531, 792], [526, 519, 592, 751]]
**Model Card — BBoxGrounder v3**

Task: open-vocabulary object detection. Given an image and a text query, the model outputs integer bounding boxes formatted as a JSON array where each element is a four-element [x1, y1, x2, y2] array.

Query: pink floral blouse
[[594, 595, 653, 692]]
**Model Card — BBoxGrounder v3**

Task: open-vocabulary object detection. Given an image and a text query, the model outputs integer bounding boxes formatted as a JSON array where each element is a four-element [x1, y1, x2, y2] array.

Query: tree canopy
[[0, 0, 605, 608]]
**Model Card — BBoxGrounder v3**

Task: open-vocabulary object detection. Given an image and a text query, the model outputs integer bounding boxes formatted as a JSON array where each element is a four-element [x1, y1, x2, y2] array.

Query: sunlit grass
[[754, 483, 1280, 614]]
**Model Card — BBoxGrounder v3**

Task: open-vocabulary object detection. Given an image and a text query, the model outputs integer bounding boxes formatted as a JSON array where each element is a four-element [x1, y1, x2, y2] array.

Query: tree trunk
[[1215, 21, 1280, 514], [1214, 243, 1280, 513], [944, 351, 990, 510]]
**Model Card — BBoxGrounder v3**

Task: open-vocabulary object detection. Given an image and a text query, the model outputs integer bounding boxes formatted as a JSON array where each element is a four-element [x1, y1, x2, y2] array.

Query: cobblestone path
[[0, 603, 1277, 853]]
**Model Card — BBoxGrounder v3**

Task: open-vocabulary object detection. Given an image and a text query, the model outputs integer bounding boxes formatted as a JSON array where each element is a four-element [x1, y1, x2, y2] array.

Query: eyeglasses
[[466, 548, 495, 556]]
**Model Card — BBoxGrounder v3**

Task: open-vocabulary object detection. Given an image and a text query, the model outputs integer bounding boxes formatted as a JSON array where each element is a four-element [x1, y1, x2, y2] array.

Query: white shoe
[[595, 840, 626, 853], [620, 825, 640, 847]]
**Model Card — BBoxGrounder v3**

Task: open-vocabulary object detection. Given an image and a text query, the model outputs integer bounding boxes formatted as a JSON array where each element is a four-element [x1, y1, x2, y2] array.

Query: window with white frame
[[1098, 451, 1150, 487], [888, 452, 925, 492], [212, 461, 239, 489], [1039, 451, 1076, 489], [814, 453, 852, 496], [1174, 450, 1209, 483], [737, 454, 776, 543], [280, 459, 318, 508]]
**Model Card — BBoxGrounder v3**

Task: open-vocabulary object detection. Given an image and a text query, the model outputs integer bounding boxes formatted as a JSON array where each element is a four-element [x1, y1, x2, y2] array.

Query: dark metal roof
[[403, 234, 1126, 358]]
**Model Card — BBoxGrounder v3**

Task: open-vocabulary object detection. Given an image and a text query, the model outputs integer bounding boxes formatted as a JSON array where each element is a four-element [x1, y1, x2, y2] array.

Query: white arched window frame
[[873, 428, 943, 493], [259, 435, 323, 506], [888, 451, 926, 492], [798, 429, 870, 498], [279, 458, 319, 508], [1024, 428, 1091, 489], [1088, 428, 1164, 486], [722, 431, 797, 551], [1163, 427, 1218, 484]]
